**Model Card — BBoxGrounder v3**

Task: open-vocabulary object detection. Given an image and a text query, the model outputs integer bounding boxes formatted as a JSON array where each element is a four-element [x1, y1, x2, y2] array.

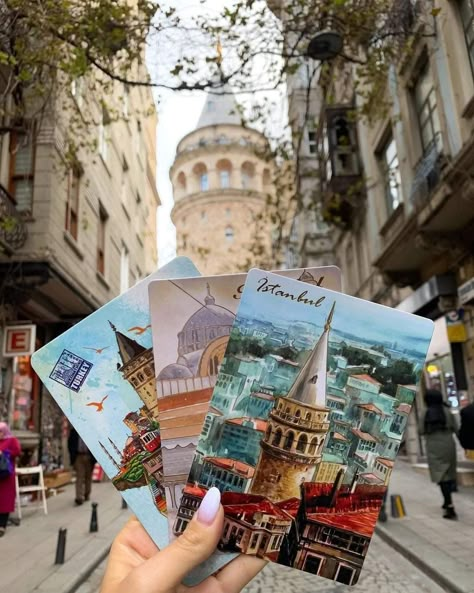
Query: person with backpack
[[0, 422, 21, 536]]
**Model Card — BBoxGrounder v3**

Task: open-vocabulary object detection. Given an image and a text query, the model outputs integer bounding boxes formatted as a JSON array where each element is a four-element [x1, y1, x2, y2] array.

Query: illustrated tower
[[250, 303, 335, 501], [109, 322, 158, 419], [170, 80, 275, 275]]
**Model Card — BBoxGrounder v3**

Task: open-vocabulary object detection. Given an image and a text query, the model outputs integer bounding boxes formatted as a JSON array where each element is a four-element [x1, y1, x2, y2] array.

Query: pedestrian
[[0, 421, 22, 536], [459, 401, 474, 460], [99, 487, 265, 593], [68, 426, 95, 506], [420, 389, 458, 520]]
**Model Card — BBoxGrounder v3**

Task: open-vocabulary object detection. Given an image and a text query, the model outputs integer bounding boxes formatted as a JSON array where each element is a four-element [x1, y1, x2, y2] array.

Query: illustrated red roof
[[351, 374, 381, 386], [333, 432, 348, 442], [183, 484, 207, 498], [307, 510, 379, 537], [203, 457, 255, 477], [276, 497, 301, 517], [357, 403, 384, 415], [222, 492, 293, 521], [359, 473, 384, 485], [226, 417, 267, 432], [396, 403, 411, 414], [351, 428, 377, 442], [376, 457, 394, 468]]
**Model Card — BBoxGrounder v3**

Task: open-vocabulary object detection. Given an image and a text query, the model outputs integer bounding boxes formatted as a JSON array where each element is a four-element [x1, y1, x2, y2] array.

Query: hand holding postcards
[[31, 260, 433, 588]]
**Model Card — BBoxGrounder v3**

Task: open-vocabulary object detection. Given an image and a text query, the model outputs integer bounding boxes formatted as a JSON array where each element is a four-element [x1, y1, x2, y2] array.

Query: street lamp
[[306, 30, 344, 61]]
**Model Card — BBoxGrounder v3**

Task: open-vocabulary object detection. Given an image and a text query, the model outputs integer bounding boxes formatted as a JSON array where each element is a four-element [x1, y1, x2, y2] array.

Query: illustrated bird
[[86, 395, 109, 412], [128, 324, 151, 335], [84, 346, 110, 354]]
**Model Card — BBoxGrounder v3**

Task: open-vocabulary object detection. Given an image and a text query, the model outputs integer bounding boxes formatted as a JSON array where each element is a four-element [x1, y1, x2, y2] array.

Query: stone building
[[170, 88, 274, 275], [0, 70, 159, 461], [272, 0, 474, 458]]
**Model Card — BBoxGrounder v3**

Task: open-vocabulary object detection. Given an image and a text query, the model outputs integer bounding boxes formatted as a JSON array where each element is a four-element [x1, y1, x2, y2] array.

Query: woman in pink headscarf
[[0, 422, 21, 536]]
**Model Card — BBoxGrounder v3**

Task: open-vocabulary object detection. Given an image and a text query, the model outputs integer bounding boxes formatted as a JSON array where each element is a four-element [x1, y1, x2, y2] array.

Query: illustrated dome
[[178, 284, 235, 356], [157, 363, 193, 381]]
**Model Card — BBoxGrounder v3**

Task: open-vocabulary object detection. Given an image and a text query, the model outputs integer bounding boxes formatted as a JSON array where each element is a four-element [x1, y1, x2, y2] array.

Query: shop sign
[[445, 310, 467, 343], [2, 324, 36, 357], [458, 277, 474, 306]]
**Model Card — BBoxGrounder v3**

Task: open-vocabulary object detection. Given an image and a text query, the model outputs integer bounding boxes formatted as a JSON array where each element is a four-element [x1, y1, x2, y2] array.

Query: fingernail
[[197, 487, 221, 525]]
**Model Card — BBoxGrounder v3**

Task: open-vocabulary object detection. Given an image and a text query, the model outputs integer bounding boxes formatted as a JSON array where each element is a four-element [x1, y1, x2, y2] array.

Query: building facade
[[170, 88, 274, 275], [273, 0, 474, 457], [0, 73, 159, 465]]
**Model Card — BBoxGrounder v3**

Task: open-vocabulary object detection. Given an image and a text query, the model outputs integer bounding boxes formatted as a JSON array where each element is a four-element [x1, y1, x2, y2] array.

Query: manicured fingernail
[[197, 487, 221, 525]]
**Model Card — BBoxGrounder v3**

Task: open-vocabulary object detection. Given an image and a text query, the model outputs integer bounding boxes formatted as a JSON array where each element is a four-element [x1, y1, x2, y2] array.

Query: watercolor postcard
[[148, 266, 341, 537], [177, 269, 433, 586], [31, 257, 200, 551]]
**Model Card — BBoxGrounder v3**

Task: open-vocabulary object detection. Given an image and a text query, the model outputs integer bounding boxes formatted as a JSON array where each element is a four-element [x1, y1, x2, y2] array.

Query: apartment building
[[0, 75, 159, 462], [275, 1, 474, 453]]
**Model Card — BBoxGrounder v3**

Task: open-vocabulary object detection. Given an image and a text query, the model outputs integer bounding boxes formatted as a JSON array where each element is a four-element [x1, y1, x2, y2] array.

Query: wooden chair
[[15, 465, 48, 520]]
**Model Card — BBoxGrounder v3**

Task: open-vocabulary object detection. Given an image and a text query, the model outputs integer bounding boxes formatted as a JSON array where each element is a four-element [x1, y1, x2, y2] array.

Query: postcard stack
[[32, 257, 434, 587]]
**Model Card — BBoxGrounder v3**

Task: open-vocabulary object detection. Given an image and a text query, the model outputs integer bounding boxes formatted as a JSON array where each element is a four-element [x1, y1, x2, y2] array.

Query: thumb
[[139, 487, 223, 592]]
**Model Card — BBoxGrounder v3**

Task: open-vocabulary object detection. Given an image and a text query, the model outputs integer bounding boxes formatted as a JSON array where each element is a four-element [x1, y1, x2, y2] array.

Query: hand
[[100, 487, 266, 593]]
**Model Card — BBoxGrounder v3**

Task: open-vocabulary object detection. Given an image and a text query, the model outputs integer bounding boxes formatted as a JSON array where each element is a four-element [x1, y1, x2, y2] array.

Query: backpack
[[0, 450, 13, 480]]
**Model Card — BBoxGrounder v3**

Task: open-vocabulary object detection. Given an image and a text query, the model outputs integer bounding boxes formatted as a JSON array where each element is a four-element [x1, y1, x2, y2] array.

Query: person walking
[[420, 389, 458, 519], [0, 422, 21, 536], [68, 426, 95, 506], [459, 401, 474, 460]]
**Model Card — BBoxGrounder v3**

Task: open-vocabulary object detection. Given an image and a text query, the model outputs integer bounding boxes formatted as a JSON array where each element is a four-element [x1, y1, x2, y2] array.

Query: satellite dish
[[306, 30, 344, 61]]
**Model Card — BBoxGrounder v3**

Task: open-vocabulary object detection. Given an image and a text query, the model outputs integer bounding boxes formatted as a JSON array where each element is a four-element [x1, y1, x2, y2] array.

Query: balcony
[[0, 184, 28, 254]]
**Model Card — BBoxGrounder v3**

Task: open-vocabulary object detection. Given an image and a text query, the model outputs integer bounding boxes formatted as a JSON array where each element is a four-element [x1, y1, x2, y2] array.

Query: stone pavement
[[376, 460, 474, 593], [0, 480, 130, 593]]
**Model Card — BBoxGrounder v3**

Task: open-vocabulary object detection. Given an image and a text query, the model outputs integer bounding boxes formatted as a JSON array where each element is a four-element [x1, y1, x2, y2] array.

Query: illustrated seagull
[[84, 346, 110, 354], [86, 395, 109, 412], [128, 324, 151, 335]]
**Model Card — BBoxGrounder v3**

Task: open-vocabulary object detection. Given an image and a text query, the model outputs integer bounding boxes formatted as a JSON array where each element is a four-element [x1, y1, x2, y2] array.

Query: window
[[220, 170, 230, 188], [135, 120, 144, 162], [201, 210, 207, 221], [307, 125, 317, 155], [121, 158, 129, 208], [65, 167, 81, 240], [297, 433, 308, 453], [71, 77, 84, 110], [97, 205, 107, 275], [225, 208, 231, 218], [9, 128, 35, 214], [120, 243, 129, 293], [200, 172, 209, 191], [98, 107, 111, 161], [460, 0, 474, 76], [122, 85, 130, 118], [335, 565, 355, 585], [379, 134, 402, 214], [225, 226, 234, 242], [241, 162, 255, 189], [414, 63, 443, 154]]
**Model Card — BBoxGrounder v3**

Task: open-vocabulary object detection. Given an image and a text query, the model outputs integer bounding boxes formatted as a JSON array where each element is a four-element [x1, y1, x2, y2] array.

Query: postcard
[[148, 266, 341, 535], [30, 257, 200, 551], [178, 269, 434, 586]]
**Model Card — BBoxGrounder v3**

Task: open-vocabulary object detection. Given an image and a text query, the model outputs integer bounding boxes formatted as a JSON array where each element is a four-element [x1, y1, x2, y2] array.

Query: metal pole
[[89, 502, 98, 532], [54, 528, 67, 564]]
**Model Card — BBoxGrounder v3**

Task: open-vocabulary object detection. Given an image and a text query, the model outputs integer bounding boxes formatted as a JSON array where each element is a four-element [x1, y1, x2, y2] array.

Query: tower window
[[225, 226, 234, 242], [200, 173, 209, 191], [297, 433, 308, 453], [272, 428, 282, 447], [309, 437, 319, 454], [284, 431, 295, 450], [220, 170, 230, 188]]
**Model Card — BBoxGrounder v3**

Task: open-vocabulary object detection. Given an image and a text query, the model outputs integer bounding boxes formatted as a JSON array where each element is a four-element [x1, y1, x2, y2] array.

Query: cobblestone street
[[83, 534, 447, 593]]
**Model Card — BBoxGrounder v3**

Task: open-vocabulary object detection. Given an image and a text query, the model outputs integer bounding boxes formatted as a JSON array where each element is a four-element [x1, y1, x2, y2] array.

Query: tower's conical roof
[[287, 302, 336, 408], [109, 321, 146, 366], [196, 82, 241, 129]]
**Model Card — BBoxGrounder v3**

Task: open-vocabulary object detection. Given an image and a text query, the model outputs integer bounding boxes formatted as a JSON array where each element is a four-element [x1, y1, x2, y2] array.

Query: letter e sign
[[2, 325, 36, 357]]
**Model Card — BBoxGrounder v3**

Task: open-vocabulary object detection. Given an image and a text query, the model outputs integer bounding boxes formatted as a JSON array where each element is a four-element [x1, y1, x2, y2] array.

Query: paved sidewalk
[[0, 480, 130, 593], [376, 460, 474, 593]]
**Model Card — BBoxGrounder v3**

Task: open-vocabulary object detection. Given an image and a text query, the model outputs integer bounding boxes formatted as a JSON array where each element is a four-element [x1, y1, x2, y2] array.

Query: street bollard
[[90, 502, 98, 532], [390, 494, 406, 518], [55, 528, 67, 564], [121, 498, 128, 510]]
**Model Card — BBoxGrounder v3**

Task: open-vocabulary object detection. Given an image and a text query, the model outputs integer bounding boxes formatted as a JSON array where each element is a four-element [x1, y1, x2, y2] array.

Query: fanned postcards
[[177, 269, 434, 586], [148, 266, 341, 582], [30, 257, 200, 551]]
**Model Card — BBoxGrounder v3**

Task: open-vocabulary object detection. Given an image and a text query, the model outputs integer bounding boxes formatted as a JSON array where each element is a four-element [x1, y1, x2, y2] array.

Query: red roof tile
[[226, 417, 267, 432], [357, 403, 384, 415], [350, 374, 381, 386], [203, 457, 255, 477], [222, 492, 293, 521], [359, 473, 384, 485], [351, 428, 377, 443], [376, 457, 394, 468], [183, 484, 207, 498], [333, 432, 348, 442], [396, 403, 411, 414], [307, 510, 379, 537]]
